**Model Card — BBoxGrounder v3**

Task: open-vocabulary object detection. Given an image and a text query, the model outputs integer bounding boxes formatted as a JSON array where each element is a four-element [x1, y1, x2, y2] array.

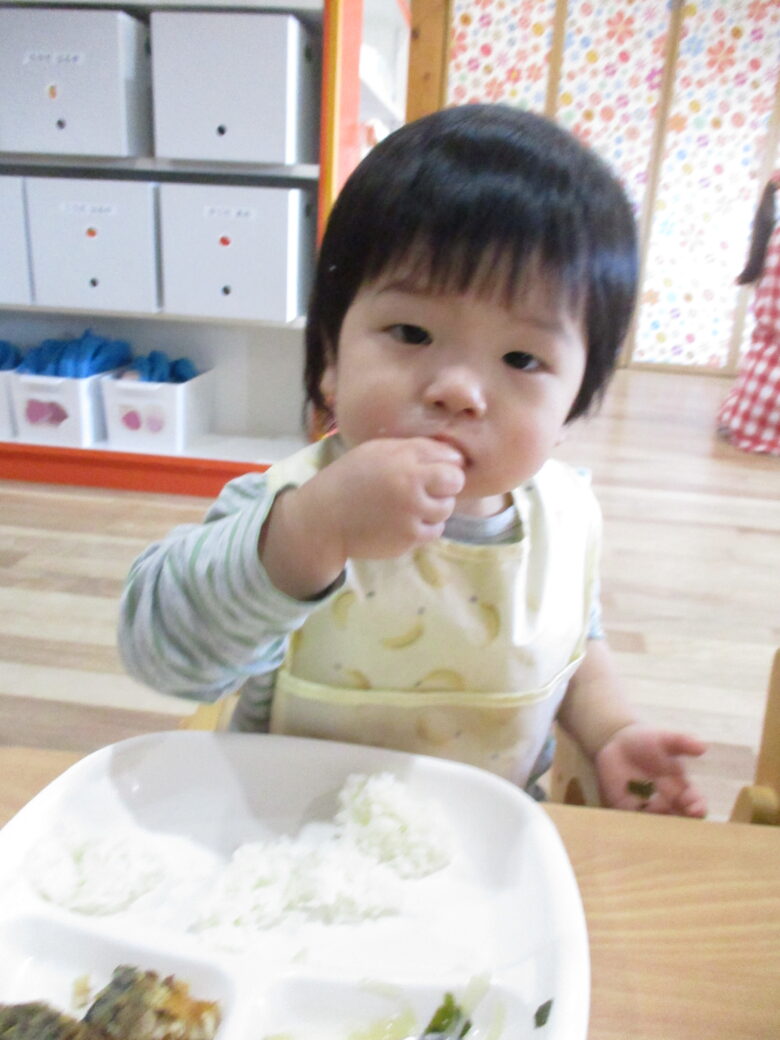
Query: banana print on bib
[[264, 436, 601, 788]]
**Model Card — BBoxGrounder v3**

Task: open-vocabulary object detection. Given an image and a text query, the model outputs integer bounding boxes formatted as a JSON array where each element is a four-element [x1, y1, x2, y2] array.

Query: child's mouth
[[429, 433, 470, 467]]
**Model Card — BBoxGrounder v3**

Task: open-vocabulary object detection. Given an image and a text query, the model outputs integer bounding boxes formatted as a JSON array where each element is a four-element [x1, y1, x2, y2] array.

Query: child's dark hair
[[305, 104, 638, 423], [736, 180, 777, 286]]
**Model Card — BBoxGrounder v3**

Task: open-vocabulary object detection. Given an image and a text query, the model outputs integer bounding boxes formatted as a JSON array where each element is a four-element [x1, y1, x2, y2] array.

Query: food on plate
[[27, 773, 457, 937], [72, 976, 92, 1012], [258, 992, 472, 1040], [28, 831, 166, 915], [194, 772, 458, 935], [418, 992, 472, 1038], [0, 1001, 108, 1039], [0, 967, 220, 1040], [533, 999, 554, 1028], [84, 965, 220, 1039], [196, 834, 403, 932], [335, 773, 455, 879]]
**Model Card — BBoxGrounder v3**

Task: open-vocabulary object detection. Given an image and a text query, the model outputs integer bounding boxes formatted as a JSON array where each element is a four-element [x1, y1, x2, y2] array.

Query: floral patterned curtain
[[446, 0, 780, 371]]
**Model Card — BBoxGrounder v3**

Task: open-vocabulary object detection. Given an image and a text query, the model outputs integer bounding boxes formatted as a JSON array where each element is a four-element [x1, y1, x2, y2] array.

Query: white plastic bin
[[101, 370, 214, 454], [151, 11, 318, 164], [0, 370, 17, 439], [0, 8, 152, 157], [26, 177, 159, 313], [0, 178, 32, 305], [10, 370, 110, 447], [159, 183, 313, 322]]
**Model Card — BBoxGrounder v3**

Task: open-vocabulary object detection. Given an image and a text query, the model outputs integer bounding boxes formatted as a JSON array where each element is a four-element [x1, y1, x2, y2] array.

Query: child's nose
[[423, 367, 487, 418]]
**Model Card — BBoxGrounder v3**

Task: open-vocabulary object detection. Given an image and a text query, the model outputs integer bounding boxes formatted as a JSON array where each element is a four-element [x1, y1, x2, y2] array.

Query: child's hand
[[312, 437, 466, 559], [594, 723, 708, 817], [261, 437, 465, 599]]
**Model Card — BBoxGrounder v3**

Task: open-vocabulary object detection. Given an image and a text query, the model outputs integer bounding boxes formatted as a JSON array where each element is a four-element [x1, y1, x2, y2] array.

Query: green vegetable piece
[[534, 999, 554, 1028], [425, 993, 458, 1033], [626, 779, 656, 799], [420, 993, 471, 1038]]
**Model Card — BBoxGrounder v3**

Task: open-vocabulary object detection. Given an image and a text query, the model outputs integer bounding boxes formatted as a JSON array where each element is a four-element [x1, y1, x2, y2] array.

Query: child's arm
[[557, 639, 707, 816], [260, 437, 464, 599], [118, 471, 341, 701], [119, 438, 463, 700]]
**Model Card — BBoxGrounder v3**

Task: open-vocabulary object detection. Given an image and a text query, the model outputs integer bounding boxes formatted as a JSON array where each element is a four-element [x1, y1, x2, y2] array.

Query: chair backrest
[[548, 725, 602, 806], [180, 695, 236, 732], [731, 648, 780, 825]]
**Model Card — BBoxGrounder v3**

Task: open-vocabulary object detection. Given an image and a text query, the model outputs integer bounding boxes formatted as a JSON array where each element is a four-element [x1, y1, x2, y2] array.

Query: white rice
[[28, 773, 456, 933], [196, 835, 402, 932], [28, 831, 166, 915], [335, 772, 455, 878]]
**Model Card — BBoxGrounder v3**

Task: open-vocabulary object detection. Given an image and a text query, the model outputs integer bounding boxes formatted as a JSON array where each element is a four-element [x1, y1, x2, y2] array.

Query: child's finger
[[412, 436, 465, 467], [648, 776, 707, 818], [665, 784, 707, 818], [660, 732, 708, 759], [419, 494, 458, 526], [425, 462, 466, 498], [681, 794, 708, 818]]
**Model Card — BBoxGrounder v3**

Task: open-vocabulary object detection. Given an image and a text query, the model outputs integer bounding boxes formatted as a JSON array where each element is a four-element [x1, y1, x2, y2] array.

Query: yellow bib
[[265, 437, 600, 787]]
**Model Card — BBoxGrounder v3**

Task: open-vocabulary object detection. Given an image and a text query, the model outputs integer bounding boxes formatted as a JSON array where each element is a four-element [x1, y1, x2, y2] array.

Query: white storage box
[[0, 178, 32, 305], [0, 370, 17, 439], [26, 177, 159, 313], [151, 12, 318, 164], [11, 370, 110, 447], [101, 369, 214, 454], [159, 183, 313, 322], [0, 8, 152, 157]]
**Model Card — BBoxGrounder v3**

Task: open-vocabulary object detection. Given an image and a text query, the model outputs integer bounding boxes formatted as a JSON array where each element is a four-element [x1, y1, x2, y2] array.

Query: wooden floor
[[1, 368, 778, 822]]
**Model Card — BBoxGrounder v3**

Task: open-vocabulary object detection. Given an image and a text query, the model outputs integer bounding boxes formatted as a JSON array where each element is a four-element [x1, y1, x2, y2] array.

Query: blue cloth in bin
[[129, 351, 198, 383], [17, 330, 132, 378], [0, 341, 21, 371]]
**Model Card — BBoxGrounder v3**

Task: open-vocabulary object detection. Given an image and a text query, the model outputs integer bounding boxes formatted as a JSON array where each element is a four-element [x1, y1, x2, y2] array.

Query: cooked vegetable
[[534, 998, 553, 1028], [626, 779, 656, 800], [418, 992, 471, 1038]]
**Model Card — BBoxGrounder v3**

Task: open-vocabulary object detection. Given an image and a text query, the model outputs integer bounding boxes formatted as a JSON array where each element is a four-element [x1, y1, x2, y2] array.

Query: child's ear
[[320, 363, 336, 409]]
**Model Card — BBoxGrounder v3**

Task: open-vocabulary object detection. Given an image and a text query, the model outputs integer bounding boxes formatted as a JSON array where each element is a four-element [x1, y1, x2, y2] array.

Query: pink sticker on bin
[[102, 370, 213, 453]]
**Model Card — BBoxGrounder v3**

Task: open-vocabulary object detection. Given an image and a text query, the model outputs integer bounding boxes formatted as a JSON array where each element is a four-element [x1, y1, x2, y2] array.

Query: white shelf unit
[[0, 0, 410, 487]]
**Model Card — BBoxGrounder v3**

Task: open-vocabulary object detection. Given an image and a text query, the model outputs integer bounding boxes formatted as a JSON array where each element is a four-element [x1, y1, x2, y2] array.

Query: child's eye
[[388, 324, 432, 345], [503, 351, 540, 371]]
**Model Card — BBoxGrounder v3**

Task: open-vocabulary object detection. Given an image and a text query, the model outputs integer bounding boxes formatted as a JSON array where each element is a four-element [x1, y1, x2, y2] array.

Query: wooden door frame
[[407, 0, 453, 121]]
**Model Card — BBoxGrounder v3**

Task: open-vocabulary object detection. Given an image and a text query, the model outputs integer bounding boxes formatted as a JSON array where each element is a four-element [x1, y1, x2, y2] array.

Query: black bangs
[[329, 106, 590, 300], [305, 104, 638, 422]]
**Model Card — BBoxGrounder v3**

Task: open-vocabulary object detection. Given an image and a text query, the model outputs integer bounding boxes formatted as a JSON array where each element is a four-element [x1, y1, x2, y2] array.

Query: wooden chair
[[730, 648, 780, 826], [548, 727, 602, 806], [181, 695, 237, 732], [181, 696, 602, 806], [180, 649, 780, 820]]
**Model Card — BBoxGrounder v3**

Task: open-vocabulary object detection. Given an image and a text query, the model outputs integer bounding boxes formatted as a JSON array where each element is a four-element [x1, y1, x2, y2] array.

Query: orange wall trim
[[317, 0, 363, 237], [0, 443, 268, 498]]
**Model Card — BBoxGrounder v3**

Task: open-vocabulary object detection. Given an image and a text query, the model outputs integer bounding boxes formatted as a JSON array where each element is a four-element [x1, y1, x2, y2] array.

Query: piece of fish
[[0, 1001, 109, 1040], [84, 966, 220, 1040], [0, 967, 220, 1040]]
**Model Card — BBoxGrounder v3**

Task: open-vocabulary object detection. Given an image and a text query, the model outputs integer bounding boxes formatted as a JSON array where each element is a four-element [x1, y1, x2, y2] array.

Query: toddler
[[717, 174, 780, 455], [120, 105, 706, 815]]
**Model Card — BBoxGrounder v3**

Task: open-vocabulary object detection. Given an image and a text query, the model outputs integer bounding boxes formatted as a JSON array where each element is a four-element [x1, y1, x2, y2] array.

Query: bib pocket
[[270, 655, 582, 787]]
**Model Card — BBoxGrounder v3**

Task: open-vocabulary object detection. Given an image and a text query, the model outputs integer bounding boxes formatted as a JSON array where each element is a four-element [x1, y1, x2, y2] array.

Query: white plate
[[0, 731, 588, 1038]]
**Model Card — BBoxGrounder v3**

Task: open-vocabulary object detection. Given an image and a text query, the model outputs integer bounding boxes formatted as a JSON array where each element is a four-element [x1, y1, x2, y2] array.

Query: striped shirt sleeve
[[118, 471, 343, 703]]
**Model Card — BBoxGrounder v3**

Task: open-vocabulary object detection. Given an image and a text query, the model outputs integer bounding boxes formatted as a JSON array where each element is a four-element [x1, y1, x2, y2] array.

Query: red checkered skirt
[[717, 333, 780, 455]]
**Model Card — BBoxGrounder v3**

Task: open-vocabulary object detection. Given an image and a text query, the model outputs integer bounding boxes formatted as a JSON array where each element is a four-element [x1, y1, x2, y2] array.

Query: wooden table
[[3, 745, 779, 1040]]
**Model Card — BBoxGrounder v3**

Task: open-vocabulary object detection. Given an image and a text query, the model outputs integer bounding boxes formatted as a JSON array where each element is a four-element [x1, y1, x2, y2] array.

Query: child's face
[[322, 266, 587, 517]]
